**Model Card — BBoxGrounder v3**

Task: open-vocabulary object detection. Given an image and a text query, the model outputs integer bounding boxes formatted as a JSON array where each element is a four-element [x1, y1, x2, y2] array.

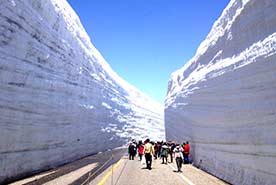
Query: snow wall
[[0, 0, 164, 183], [165, 0, 276, 184]]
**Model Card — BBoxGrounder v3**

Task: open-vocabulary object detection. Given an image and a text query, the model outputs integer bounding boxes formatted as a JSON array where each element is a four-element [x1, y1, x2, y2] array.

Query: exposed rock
[[165, 0, 276, 184]]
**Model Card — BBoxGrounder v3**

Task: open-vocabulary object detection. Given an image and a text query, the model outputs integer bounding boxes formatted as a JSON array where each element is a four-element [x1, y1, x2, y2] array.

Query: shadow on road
[[12, 148, 126, 185]]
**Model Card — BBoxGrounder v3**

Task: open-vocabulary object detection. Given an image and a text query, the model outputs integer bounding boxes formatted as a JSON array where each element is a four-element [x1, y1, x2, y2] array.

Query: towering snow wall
[[165, 0, 276, 184], [0, 0, 164, 183]]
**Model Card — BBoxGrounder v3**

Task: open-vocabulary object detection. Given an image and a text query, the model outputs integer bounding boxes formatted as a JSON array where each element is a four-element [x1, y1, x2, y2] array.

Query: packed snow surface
[[165, 0, 276, 185], [0, 0, 164, 183]]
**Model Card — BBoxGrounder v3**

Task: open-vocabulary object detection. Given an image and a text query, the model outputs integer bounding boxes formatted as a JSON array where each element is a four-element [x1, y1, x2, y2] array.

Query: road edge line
[[168, 163, 195, 185], [97, 158, 123, 185]]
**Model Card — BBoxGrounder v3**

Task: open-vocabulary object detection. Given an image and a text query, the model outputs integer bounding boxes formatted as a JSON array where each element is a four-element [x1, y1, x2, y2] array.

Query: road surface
[[10, 148, 229, 185]]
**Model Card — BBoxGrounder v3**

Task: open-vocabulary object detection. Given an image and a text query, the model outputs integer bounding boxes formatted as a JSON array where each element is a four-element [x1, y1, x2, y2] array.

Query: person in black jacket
[[128, 142, 136, 160]]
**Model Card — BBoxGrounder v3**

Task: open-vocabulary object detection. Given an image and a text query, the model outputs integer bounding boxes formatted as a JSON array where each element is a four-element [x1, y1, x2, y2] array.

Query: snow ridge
[[0, 0, 164, 183], [165, 0, 276, 184]]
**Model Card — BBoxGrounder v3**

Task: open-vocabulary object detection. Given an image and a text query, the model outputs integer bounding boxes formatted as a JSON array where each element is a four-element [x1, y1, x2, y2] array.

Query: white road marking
[[168, 163, 196, 185]]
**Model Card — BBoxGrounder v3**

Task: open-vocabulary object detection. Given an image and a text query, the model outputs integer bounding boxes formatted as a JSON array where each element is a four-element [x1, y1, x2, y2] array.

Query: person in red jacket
[[183, 141, 190, 164], [138, 141, 144, 161]]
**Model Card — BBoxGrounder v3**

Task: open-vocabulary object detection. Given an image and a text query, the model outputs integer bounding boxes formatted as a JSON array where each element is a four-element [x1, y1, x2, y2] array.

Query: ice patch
[[9, 0, 16, 7], [79, 67, 83, 74], [101, 102, 112, 109], [80, 104, 94, 109]]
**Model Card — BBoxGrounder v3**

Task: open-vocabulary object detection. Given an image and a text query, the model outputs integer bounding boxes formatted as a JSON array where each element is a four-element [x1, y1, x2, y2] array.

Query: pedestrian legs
[[184, 154, 189, 164], [139, 154, 142, 161], [176, 157, 183, 172], [169, 152, 173, 163], [145, 153, 152, 169]]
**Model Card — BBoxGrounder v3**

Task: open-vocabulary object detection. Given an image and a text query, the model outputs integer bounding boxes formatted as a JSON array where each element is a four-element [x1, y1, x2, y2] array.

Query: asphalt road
[[10, 148, 126, 185], [10, 148, 229, 185], [90, 154, 229, 185]]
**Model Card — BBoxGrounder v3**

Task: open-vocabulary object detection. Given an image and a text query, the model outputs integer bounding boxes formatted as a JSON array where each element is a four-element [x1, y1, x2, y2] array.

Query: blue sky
[[67, 0, 230, 104]]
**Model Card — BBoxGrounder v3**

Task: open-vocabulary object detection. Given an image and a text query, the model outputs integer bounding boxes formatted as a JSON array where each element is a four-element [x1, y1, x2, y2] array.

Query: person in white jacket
[[173, 145, 184, 172]]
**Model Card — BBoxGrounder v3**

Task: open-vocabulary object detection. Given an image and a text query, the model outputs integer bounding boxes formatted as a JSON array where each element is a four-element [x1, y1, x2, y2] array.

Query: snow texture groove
[[165, 0, 276, 184], [0, 0, 164, 183]]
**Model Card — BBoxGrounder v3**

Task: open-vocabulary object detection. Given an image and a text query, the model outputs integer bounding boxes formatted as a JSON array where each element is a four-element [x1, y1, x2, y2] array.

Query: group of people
[[128, 139, 190, 172]]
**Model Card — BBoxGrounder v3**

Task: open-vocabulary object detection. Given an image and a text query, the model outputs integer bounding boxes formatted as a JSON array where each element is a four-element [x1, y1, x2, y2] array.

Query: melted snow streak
[[165, 0, 276, 184], [0, 0, 164, 183]]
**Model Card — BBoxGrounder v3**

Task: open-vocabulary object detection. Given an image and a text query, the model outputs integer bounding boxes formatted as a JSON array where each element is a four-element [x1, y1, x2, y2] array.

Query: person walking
[[157, 141, 162, 158], [138, 141, 144, 161], [184, 141, 190, 164], [143, 139, 154, 170], [182, 142, 186, 164], [128, 142, 136, 160], [174, 145, 184, 172], [160, 143, 168, 164], [168, 142, 176, 163], [154, 142, 159, 160]]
